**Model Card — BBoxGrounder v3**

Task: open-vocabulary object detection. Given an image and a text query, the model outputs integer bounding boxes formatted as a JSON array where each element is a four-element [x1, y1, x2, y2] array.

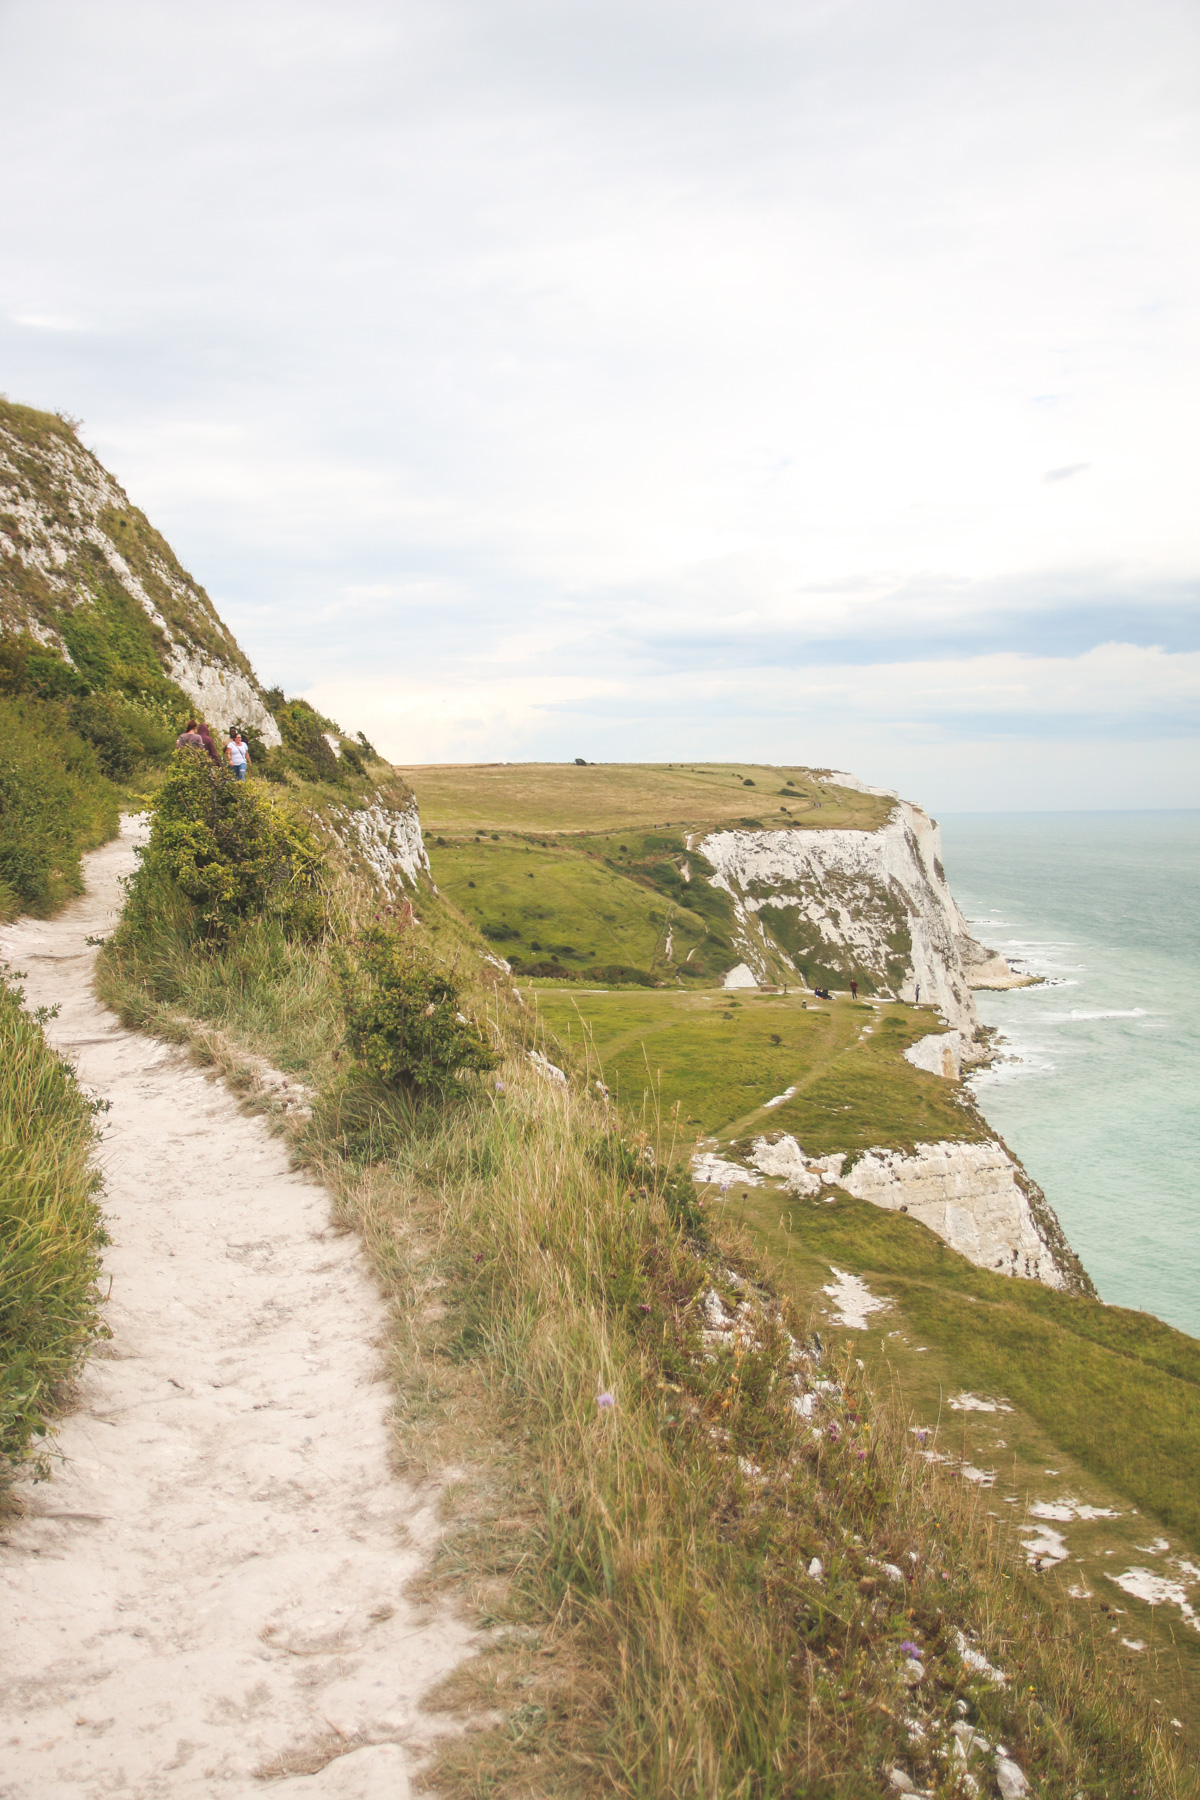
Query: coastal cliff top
[[394, 759, 895, 835]]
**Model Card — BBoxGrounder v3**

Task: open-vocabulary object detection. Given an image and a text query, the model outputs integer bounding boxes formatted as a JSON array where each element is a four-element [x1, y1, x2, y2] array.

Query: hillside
[[0, 398, 279, 743], [403, 757, 1200, 1747]]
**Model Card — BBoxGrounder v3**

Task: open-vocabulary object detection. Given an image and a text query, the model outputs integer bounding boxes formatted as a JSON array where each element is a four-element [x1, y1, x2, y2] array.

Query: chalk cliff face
[[700, 789, 993, 1034], [327, 795, 432, 897], [0, 401, 280, 744], [693, 1129, 1091, 1293]]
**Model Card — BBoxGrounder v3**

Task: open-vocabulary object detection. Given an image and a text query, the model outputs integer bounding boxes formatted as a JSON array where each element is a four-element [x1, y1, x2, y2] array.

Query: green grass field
[[400, 759, 892, 835]]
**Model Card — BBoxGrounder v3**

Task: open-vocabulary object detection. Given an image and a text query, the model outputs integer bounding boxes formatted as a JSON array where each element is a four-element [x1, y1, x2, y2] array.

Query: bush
[[0, 695, 119, 918], [338, 927, 499, 1093], [67, 692, 174, 779], [127, 748, 325, 941]]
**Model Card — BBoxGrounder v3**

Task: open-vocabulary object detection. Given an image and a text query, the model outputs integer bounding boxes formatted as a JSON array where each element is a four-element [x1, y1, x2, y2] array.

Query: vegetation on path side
[[0, 970, 107, 1478], [95, 766, 1195, 1800]]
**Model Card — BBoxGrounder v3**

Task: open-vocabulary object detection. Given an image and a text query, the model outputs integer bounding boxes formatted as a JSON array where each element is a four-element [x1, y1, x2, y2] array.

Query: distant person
[[175, 720, 204, 751], [915, 982, 921, 1004], [226, 730, 250, 780], [850, 979, 858, 1000], [195, 721, 222, 765]]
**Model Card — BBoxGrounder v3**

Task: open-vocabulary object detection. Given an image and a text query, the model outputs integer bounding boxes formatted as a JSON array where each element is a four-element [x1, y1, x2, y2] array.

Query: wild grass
[[308, 1066, 1189, 1799], [0, 970, 107, 1476], [98, 831, 1195, 1798], [741, 1185, 1200, 1545]]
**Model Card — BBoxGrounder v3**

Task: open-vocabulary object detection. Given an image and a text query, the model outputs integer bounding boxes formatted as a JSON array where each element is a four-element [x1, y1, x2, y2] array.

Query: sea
[[938, 811, 1200, 1342]]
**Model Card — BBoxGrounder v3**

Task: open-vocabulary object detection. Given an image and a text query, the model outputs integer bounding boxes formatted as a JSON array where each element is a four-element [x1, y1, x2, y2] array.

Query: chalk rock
[[995, 1758, 1030, 1799], [903, 1031, 962, 1080], [748, 1133, 820, 1195], [721, 961, 759, 990], [328, 797, 431, 897], [700, 798, 982, 1032], [835, 1141, 1070, 1287]]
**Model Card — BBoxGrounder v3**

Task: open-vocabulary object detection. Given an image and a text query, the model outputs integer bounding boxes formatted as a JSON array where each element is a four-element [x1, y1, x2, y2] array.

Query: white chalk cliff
[[695, 1130, 1087, 1292], [327, 795, 433, 897], [700, 783, 1010, 1034]]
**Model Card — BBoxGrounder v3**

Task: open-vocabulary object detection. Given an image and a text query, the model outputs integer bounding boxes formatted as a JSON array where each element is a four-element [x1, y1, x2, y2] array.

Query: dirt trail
[[0, 820, 473, 1798]]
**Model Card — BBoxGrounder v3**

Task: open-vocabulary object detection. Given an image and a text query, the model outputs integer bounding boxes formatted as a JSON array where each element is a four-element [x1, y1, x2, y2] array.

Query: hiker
[[850, 979, 858, 1000], [195, 721, 222, 765], [915, 982, 921, 1004], [175, 719, 205, 751], [225, 729, 250, 781]]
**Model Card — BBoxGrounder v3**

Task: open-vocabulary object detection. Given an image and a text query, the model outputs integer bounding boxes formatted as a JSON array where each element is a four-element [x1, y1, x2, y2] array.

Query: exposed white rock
[[328, 798, 431, 896], [1110, 1566, 1200, 1631], [700, 799, 985, 1032], [722, 961, 759, 989], [823, 1267, 891, 1330], [903, 1031, 962, 1080], [528, 1049, 568, 1084], [748, 1133, 820, 1195], [166, 646, 282, 745], [834, 1141, 1067, 1287], [1019, 1523, 1069, 1567], [692, 1153, 764, 1189]]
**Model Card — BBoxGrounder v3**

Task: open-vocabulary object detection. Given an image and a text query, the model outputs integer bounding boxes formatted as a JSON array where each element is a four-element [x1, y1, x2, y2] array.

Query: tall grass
[[0, 972, 107, 1475]]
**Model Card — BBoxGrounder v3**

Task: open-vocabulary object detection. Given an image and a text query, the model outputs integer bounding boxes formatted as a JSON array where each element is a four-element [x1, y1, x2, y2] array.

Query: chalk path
[[0, 819, 472, 1798]]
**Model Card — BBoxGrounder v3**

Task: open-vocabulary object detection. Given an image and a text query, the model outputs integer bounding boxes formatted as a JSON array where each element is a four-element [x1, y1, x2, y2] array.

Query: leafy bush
[[0, 695, 119, 918], [1, 972, 107, 1471], [67, 692, 174, 778], [127, 748, 325, 941], [338, 927, 499, 1093]]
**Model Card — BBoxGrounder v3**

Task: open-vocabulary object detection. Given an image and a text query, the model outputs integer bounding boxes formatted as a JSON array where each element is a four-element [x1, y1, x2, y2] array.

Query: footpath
[[0, 818, 471, 1798]]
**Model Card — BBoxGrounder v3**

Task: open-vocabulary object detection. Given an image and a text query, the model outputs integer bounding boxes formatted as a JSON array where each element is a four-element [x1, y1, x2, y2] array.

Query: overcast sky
[[2, 0, 1197, 807]]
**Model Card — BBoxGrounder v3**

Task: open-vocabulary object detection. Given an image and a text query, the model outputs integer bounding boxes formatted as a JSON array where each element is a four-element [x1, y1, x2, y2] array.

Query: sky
[[2, 0, 1198, 808]]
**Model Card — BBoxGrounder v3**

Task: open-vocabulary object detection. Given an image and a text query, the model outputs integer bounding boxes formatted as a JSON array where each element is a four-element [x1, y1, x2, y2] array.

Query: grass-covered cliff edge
[[2, 410, 1197, 1795]]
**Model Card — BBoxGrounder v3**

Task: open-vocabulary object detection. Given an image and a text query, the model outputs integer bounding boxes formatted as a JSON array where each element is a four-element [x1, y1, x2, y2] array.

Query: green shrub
[[67, 692, 174, 778], [0, 973, 107, 1471], [337, 927, 499, 1093], [127, 748, 325, 941], [0, 695, 119, 918]]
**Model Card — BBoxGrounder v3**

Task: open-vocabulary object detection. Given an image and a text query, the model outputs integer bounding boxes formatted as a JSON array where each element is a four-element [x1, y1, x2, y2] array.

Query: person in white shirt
[[225, 730, 250, 780]]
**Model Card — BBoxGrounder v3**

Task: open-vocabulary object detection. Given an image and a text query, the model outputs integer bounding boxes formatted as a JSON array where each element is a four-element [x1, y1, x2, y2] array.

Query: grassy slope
[[408, 760, 1200, 1743], [95, 776, 1195, 1798]]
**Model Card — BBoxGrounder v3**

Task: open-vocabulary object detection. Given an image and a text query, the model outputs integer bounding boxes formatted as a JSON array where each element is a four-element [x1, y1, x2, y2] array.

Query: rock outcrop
[[327, 794, 432, 897], [695, 1129, 1090, 1292], [699, 789, 1014, 1033], [0, 400, 280, 743]]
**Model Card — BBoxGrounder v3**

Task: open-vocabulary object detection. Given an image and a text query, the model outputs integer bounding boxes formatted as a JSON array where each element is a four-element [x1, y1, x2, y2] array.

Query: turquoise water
[[938, 812, 1200, 1341]]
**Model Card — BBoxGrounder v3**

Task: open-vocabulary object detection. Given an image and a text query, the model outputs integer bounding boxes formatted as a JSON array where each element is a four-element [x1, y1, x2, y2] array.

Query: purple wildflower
[[899, 1641, 921, 1657], [596, 1392, 615, 1409]]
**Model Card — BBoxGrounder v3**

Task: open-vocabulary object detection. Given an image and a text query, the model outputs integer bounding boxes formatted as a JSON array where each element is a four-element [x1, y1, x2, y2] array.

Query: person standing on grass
[[175, 720, 204, 751], [850, 979, 858, 1000], [226, 729, 250, 781]]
